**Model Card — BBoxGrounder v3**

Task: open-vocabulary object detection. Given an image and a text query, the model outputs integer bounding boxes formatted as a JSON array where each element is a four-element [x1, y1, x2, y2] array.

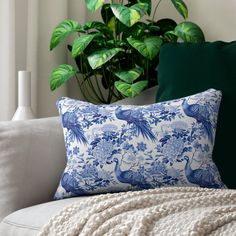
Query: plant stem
[[94, 72, 105, 102], [75, 75, 97, 103], [108, 81, 113, 103], [152, 0, 163, 21], [101, 67, 112, 103], [146, 59, 149, 81], [83, 83, 101, 103], [77, 72, 102, 103], [83, 59, 105, 103], [75, 74, 90, 102], [78, 56, 98, 102], [113, 90, 123, 101], [80, 76, 102, 104], [87, 76, 104, 103]]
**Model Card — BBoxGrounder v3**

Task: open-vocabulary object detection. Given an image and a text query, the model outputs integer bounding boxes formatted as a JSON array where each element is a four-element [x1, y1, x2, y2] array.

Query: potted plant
[[49, 0, 205, 104]]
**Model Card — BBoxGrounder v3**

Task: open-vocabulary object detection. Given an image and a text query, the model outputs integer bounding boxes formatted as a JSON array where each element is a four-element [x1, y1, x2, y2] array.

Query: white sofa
[[0, 87, 156, 235]]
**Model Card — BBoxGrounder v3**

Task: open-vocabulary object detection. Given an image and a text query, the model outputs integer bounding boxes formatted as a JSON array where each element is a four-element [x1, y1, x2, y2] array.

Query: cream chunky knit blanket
[[39, 187, 236, 236]]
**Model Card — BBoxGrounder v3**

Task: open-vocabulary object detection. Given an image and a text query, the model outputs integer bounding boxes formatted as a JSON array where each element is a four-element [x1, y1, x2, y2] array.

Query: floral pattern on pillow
[[55, 89, 225, 199]]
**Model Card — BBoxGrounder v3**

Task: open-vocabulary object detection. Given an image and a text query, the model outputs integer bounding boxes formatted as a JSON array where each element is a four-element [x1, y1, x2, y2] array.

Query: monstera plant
[[49, 0, 205, 104]]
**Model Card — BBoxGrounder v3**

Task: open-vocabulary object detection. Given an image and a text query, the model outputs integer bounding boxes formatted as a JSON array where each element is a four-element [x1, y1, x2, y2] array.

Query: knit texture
[[39, 187, 236, 236]]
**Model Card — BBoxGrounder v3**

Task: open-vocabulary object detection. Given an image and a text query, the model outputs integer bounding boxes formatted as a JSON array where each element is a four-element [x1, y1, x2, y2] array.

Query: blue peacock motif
[[61, 173, 87, 195], [115, 107, 156, 141], [182, 99, 213, 143], [184, 156, 223, 188], [62, 112, 87, 144], [113, 158, 152, 189], [54, 89, 225, 200]]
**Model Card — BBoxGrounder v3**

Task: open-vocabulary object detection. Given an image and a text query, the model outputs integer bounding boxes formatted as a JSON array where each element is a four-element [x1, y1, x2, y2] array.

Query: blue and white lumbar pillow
[[54, 89, 225, 199]]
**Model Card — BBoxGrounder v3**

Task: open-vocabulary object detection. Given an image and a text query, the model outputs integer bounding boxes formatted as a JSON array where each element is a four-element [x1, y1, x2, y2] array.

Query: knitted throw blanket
[[39, 187, 236, 236]]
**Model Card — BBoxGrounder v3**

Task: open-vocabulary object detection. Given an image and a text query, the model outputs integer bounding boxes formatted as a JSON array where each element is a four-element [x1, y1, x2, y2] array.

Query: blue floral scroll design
[[54, 89, 225, 200]]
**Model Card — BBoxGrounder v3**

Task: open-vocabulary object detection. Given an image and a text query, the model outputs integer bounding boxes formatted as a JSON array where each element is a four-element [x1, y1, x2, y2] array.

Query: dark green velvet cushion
[[156, 41, 236, 189]]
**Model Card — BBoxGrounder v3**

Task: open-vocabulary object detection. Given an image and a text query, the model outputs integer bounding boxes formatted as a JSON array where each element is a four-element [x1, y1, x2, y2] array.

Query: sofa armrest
[[0, 117, 66, 221]]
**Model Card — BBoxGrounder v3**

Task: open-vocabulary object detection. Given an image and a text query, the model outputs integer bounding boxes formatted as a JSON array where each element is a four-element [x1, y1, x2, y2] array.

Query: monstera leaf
[[88, 48, 123, 69], [50, 65, 77, 91], [85, 0, 104, 12], [111, 3, 148, 27], [127, 36, 162, 60], [173, 22, 205, 42], [50, 20, 81, 50], [115, 80, 148, 97], [113, 67, 144, 83], [171, 0, 188, 19], [72, 34, 100, 58]]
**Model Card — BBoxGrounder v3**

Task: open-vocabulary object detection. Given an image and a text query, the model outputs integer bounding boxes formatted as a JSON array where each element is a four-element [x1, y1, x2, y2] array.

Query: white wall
[[67, 0, 88, 101], [0, 0, 16, 120], [0, 0, 70, 121], [154, 0, 236, 41], [34, 0, 69, 118]]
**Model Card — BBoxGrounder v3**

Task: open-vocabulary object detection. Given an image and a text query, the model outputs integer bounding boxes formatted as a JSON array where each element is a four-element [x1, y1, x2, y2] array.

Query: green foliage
[[127, 36, 162, 60], [170, 0, 188, 19], [113, 67, 144, 83], [115, 80, 148, 97], [50, 20, 82, 50], [50, 65, 77, 91], [72, 34, 100, 58], [49, 0, 205, 103], [111, 3, 149, 27], [114, 65, 147, 97], [88, 48, 123, 69], [172, 22, 205, 43], [85, 0, 104, 12]]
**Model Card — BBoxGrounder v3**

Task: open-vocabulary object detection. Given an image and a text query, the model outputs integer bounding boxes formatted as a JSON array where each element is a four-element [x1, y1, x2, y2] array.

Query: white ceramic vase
[[12, 71, 35, 121]]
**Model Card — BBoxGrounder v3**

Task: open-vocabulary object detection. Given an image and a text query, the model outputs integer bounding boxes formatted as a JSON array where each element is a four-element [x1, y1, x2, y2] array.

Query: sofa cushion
[[0, 117, 66, 222], [0, 197, 88, 236], [0, 86, 156, 222], [55, 89, 224, 200], [156, 42, 236, 189]]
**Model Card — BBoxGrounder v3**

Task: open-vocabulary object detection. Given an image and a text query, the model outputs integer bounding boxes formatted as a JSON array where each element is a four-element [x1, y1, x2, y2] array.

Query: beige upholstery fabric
[[0, 197, 88, 236], [0, 117, 66, 222]]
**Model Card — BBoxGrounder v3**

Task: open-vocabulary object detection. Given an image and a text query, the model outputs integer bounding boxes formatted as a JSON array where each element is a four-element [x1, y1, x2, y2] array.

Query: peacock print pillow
[[54, 89, 225, 199]]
